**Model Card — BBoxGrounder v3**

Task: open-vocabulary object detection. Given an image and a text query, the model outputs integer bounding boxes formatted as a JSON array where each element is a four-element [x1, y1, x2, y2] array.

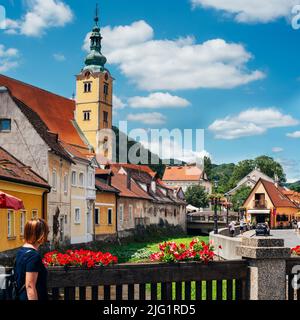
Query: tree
[[204, 156, 213, 180], [185, 185, 209, 208], [288, 181, 300, 192], [254, 156, 286, 183], [210, 163, 236, 194], [228, 160, 255, 189], [231, 186, 252, 212]]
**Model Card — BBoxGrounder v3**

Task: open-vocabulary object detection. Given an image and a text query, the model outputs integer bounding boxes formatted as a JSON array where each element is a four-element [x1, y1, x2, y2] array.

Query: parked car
[[255, 223, 270, 236]]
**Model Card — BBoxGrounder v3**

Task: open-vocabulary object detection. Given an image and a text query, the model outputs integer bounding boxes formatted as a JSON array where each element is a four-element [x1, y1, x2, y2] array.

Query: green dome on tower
[[83, 5, 107, 72]]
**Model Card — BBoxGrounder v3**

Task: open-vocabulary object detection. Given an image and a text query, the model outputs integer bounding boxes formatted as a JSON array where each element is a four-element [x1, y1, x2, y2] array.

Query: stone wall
[[210, 227, 242, 260]]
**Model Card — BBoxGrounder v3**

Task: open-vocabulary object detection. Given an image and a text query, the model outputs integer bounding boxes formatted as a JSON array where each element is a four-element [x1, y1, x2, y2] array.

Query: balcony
[[253, 199, 267, 209]]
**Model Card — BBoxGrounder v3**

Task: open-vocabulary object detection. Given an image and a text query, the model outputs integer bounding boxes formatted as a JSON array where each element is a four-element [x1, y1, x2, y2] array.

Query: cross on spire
[[94, 3, 99, 26]]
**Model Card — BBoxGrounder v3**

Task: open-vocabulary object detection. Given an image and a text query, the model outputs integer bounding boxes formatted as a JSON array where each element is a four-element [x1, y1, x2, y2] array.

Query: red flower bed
[[291, 245, 300, 256], [150, 239, 215, 264], [43, 249, 118, 268]]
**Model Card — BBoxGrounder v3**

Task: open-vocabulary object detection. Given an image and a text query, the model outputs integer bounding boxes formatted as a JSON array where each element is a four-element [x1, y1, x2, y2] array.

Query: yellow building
[[95, 170, 119, 240], [76, 10, 113, 161], [0, 146, 50, 252], [243, 178, 300, 229]]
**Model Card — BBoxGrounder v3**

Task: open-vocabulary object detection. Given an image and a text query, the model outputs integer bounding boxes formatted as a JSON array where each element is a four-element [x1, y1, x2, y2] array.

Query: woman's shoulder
[[17, 247, 41, 261]]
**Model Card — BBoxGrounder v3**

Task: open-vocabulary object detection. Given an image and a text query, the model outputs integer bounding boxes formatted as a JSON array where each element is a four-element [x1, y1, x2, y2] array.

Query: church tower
[[75, 6, 113, 160]]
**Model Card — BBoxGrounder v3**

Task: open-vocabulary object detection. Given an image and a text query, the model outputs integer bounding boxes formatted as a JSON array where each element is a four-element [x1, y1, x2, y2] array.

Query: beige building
[[162, 164, 212, 194], [0, 75, 96, 246]]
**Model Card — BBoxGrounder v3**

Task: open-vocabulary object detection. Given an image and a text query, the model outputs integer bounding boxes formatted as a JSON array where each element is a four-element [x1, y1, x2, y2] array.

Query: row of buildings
[[223, 168, 300, 228], [0, 12, 187, 252]]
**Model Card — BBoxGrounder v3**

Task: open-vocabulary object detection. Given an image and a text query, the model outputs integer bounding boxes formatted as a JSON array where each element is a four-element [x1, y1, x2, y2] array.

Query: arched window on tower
[[84, 82, 92, 93]]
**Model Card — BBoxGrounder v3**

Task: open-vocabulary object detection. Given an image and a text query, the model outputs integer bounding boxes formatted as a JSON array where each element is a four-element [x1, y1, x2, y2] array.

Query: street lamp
[[226, 195, 231, 226], [211, 179, 221, 234]]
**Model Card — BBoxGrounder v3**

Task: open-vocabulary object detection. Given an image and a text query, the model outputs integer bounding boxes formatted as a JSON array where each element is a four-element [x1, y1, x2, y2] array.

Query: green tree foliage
[[204, 156, 213, 180], [210, 163, 236, 194], [112, 126, 185, 178], [254, 156, 286, 183], [287, 181, 300, 192], [185, 185, 209, 208], [231, 186, 252, 212]]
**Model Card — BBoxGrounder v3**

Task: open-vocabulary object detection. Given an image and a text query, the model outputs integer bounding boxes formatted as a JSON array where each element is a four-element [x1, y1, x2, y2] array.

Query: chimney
[[151, 180, 156, 193], [127, 170, 132, 190]]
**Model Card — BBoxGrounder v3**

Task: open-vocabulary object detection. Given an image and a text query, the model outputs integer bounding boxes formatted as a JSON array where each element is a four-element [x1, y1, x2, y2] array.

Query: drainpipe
[[42, 189, 50, 220], [116, 194, 120, 244]]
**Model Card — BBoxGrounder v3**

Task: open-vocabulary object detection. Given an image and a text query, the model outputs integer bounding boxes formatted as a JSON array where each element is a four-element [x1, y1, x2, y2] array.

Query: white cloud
[[6, 0, 73, 37], [0, 44, 19, 72], [83, 20, 265, 91], [83, 20, 153, 52], [127, 112, 166, 125], [128, 92, 190, 109], [141, 138, 210, 164], [113, 95, 126, 110], [53, 53, 66, 61], [191, 0, 297, 23], [287, 131, 300, 138], [209, 108, 299, 140], [272, 147, 284, 153]]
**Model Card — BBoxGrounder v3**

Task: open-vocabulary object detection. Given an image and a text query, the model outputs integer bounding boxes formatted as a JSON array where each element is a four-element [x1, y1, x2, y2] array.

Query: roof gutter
[[0, 175, 51, 191]]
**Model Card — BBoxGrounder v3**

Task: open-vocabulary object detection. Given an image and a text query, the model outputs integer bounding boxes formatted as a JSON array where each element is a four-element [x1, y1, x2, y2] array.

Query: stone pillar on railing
[[236, 237, 290, 300]]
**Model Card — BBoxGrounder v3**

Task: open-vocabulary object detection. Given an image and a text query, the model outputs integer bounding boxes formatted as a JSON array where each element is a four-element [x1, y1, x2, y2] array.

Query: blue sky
[[1, 0, 300, 181]]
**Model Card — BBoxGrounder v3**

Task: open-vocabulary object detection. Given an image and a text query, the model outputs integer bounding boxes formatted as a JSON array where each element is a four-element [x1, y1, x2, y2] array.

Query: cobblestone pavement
[[270, 230, 300, 248], [241, 230, 300, 248]]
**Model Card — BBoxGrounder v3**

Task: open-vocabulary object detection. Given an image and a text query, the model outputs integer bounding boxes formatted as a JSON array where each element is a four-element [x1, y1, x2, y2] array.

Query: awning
[[247, 209, 270, 215], [0, 191, 24, 210]]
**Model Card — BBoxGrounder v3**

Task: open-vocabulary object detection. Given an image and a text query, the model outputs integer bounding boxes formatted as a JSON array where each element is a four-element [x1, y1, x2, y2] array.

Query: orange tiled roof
[[61, 141, 92, 161], [162, 165, 203, 181], [95, 178, 119, 194], [110, 167, 153, 200], [109, 163, 156, 177], [0, 146, 50, 189], [260, 179, 297, 208], [0, 74, 88, 149]]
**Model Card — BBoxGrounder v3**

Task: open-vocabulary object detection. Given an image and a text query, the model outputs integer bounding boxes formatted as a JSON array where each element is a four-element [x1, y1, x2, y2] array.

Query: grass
[[86, 234, 209, 263], [145, 280, 236, 300]]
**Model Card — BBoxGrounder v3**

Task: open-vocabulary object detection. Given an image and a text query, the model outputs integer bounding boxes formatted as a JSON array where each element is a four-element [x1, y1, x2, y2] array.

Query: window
[[74, 208, 81, 224], [84, 82, 92, 93], [119, 204, 124, 223], [103, 111, 108, 123], [64, 174, 68, 194], [71, 171, 77, 186], [83, 111, 91, 121], [79, 173, 84, 187], [103, 83, 109, 96], [32, 210, 38, 219], [52, 169, 57, 190], [20, 211, 26, 236], [0, 119, 11, 132], [129, 205, 133, 222], [7, 210, 15, 238], [95, 208, 100, 225], [108, 208, 113, 225]]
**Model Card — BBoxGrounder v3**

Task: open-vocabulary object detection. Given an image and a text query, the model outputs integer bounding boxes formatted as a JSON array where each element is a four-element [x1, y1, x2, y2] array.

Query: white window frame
[[64, 173, 68, 194], [71, 171, 77, 186], [119, 204, 124, 223], [108, 208, 113, 225], [7, 210, 15, 238], [20, 210, 26, 236], [79, 172, 85, 188], [52, 169, 57, 191], [74, 208, 81, 224], [95, 208, 100, 225]]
